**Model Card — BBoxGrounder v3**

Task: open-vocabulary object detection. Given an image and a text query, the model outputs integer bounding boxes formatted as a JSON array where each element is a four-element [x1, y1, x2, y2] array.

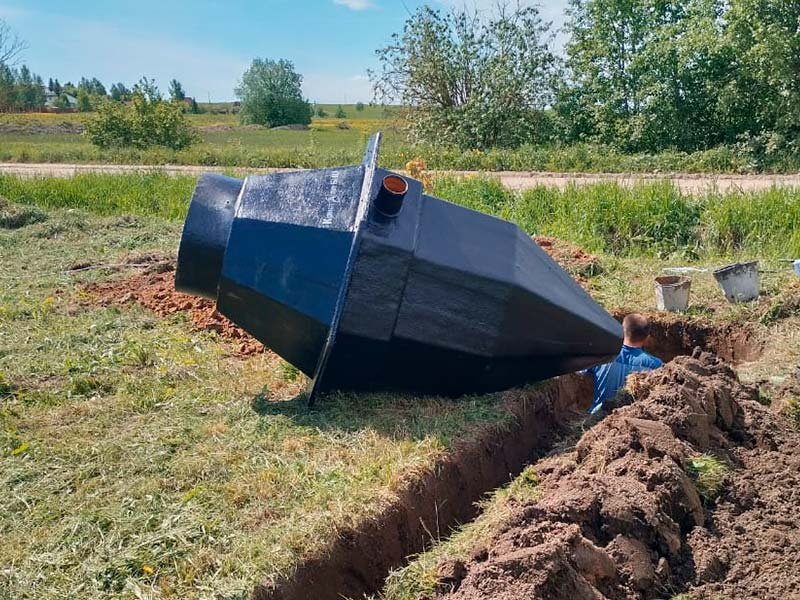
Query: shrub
[[85, 93, 197, 150], [335, 105, 347, 119]]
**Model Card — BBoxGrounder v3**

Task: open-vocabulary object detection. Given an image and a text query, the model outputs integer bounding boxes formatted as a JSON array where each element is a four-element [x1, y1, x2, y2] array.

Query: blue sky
[[0, 1, 568, 103]]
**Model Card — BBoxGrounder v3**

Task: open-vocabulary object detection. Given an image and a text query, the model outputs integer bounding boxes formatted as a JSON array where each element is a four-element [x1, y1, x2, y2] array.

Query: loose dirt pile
[[429, 351, 800, 600], [533, 235, 602, 284], [81, 258, 264, 355]]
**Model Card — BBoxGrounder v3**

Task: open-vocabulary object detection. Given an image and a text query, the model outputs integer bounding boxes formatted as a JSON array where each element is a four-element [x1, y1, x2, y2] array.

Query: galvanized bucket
[[713, 261, 760, 303], [654, 275, 691, 312]]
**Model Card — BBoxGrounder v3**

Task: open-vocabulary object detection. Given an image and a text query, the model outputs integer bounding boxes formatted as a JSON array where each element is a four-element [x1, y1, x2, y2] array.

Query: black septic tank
[[176, 133, 622, 403]]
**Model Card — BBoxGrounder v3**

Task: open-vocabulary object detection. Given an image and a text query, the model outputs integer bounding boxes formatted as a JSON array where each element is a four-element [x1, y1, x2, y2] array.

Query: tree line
[[0, 68, 197, 114], [373, 0, 799, 156]]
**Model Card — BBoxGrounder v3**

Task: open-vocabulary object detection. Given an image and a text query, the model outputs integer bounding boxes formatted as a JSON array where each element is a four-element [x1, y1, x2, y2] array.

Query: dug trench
[[78, 266, 768, 600], [425, 351, 800, 600]]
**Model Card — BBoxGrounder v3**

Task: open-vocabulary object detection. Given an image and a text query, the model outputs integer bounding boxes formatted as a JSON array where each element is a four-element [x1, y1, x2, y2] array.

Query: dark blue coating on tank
[[175, 132, 623, 403]]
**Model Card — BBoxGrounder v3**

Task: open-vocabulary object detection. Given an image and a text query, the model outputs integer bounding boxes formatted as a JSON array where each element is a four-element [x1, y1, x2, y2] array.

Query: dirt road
[[1, 162, 799, 194]]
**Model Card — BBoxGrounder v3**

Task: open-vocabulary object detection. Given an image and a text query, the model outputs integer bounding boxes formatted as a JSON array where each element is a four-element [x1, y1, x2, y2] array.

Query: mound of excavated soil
[[430, 351, 800, 600], [534, 235, 602, 284], [82, 265, 265, 356]]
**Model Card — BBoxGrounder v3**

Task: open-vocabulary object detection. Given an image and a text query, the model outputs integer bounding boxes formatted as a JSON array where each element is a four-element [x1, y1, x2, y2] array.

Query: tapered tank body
[[175, 133, 622, 402]]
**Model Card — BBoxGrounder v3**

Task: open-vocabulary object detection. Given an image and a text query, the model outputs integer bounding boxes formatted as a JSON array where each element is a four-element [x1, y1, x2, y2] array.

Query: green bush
[[85, 93, 197, 150]]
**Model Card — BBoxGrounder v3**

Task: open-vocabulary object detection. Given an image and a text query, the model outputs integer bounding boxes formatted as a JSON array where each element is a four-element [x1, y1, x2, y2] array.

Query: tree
[[235, 58, 312, 127], [169, 79, 186, 102], [316, 106, 327, 117], [55, 93, 72, 110], [0, 19, 26, 67], [76, 88, 92, 112], [78, 77, 106, 97], [335, 104, 347, 119], [110, 82, 131, 102], [13, 65, 45, 111], [372, 4, 557, 149], [0, 65, 15, 111], [355, 101, 365, 112], [559, 0, 728, 151], [721, 0, 800, 150], [189, 98, 200, 114], [86, 80, 196, 150]]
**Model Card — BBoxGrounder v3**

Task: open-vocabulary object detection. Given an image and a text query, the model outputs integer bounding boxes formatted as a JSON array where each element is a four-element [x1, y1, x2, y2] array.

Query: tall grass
[[1, 172, 798, 258], [0, 173, 196, 220], [702, 187, 800, 257], [431, 177, 800, 258]]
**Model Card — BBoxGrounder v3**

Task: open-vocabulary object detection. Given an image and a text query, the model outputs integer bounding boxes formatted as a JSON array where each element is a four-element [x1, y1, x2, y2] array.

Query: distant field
[[1, 108, 799, 173]]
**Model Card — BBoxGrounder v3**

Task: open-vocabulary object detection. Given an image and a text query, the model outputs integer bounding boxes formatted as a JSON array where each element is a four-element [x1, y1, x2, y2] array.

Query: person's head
[[622, 313, 651, 347]]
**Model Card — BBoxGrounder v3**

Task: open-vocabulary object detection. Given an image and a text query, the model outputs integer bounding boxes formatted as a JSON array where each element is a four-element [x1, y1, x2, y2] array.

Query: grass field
[[2, 109, 798, 173], [2, 173, 800, 598], [0, 203, 515, 599], [1, 172, 799, 258]]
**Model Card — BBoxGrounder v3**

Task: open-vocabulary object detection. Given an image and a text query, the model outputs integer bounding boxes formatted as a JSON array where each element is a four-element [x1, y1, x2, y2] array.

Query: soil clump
[[82, 263, 264, 356], [533, 235, 602, 284], [430, 351, 800, 600]]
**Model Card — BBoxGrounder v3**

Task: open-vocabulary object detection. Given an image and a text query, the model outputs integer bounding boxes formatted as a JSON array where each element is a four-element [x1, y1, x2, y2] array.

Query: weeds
[[785, 398, 800, 429], [687, 454, 730, 501], [0, 197, 48, 229], [0, 173, 195, 220], [431, 177, 800, 258]]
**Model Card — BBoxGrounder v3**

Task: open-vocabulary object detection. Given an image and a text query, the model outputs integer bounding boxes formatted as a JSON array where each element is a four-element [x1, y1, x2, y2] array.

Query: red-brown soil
[[81, 259, 265, 356], [430, 351, 800, 600], [534, 235, 602, 284]]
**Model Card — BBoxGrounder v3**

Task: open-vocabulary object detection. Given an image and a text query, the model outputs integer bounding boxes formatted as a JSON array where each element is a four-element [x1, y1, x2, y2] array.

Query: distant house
[[44, 89, 77, 110]]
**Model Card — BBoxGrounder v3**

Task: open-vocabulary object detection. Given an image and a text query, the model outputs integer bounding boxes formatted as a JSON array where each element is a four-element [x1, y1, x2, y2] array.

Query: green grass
[[2, 110, 799, 172], [0, 173, 196, 220], [2, 173, 799, 259], [2, 174, 799, 598], [431, 177, 800, 259], [686, 454, 730, 501], [382, 466, 540, 600], [786, 398, 800, 429], [0, 205, 514, 599]]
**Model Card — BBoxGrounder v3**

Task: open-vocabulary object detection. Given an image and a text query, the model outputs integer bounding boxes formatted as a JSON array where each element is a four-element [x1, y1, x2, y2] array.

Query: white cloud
[[333, 0, 374, 10]]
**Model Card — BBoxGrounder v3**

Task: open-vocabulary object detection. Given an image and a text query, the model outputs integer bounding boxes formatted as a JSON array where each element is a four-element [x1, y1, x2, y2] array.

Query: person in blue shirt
[[581, 313, 663, 415]]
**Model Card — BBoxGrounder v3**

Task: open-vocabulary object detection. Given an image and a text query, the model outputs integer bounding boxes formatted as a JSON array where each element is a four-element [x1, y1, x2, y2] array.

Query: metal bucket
[[713, 261, 760, 303], [654, 275, 691, 312]]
